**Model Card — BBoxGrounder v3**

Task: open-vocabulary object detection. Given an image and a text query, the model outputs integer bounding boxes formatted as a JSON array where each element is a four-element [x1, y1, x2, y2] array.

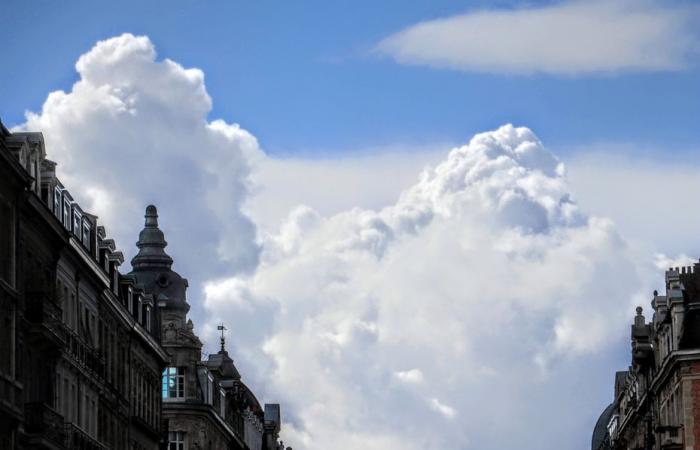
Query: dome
[[591, 402, 615, 450], [129, 205, 189, 310], [131, 205, 173, 271]]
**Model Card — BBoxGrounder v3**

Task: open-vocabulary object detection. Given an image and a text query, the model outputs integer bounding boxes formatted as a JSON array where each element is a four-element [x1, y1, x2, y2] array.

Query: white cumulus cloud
[[18, 33, 262, 279], [375, 0, 700, 75], [203, 124, 656, 449]]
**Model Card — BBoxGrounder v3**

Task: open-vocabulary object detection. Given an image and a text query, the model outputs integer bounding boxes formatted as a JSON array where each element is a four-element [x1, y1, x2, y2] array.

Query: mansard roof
[[207, 349, 241, 381]]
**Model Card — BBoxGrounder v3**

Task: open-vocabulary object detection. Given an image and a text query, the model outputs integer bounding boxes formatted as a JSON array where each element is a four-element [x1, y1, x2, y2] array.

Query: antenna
[[217, 323, 227, 352]]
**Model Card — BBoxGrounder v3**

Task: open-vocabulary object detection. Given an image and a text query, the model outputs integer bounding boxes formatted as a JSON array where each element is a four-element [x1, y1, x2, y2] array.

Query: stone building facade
[[0, 121, 288, 450], [0, 122, 168, 450], [128, 205, 286, 450], [593, 260, 700, 450]]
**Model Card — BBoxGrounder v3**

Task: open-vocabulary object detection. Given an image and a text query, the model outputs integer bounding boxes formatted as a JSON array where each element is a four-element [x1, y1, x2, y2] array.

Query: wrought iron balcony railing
[[24, 401, 66, 448], [25, 293, 66, 346], [64, 423, 108, 450]]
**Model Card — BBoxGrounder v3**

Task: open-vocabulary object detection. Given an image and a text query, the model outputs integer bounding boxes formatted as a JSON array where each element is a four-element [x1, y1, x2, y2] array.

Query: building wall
[[0, 123, 287, 450], [594, 263, 700, 450], [0, 127, 169, 450]]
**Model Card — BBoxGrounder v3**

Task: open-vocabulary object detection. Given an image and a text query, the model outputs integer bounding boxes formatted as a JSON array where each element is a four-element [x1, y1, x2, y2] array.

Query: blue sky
[[3, 0, 699, 156], [3, 2, 700, 449]]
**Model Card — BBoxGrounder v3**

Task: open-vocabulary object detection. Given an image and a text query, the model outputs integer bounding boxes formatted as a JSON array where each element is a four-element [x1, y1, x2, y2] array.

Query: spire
[[218, 323, 227, 353], [207, 322, 241, 380], [131, 205, 174, 271]]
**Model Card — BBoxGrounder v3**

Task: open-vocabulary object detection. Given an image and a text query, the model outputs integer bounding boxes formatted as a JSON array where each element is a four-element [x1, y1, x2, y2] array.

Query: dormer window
[[137, 296, 143, 322], [63, 199, 70, 229], [53, 187, 61, 216], [81, 221, 91, 250], [127, 287, 133, 314], [220, 389, 226, 418], [206, 373, 214, 405], [145, 306, 151, 332], [73, 210, 82, 236]]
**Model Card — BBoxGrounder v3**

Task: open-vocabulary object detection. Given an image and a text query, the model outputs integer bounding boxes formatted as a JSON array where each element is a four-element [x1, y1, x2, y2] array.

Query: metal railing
[[64, 330, 105, 380], [24, 401, 66, 448], [64, 423, 108, 450], [25, 293, 67, 345]]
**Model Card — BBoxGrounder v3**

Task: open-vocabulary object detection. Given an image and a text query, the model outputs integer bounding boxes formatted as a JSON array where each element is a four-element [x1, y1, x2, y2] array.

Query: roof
[[207, 349, 241, 380], [591, 402, 615, 450]]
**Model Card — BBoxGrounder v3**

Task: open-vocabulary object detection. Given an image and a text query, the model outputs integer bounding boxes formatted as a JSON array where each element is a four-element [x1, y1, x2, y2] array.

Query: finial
[[217, 323, 227, 352], [145, 204, 158, 227], [636, 306, 643, 315], [653, 290, 658, 296]]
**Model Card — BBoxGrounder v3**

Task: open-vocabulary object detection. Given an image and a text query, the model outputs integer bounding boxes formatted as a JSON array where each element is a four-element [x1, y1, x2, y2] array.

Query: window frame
[[63, 198, 71, 229], [206, 372, 214, 405], [81, 220, 91, 250], [0, 195, 15, 287], [145, 306, 151, 332], [162, 367, 185, 400], [53, 187, 61, 217], [168, 431, 186, 450], [220, 388, 226, 418], [72, 209, 82, 237]]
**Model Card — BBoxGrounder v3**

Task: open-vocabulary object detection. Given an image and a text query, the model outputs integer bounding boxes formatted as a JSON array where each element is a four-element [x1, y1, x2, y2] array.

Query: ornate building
[[129, 205, 286, 450], [593, 260, 700, 450], [0, 121, 288, 450]]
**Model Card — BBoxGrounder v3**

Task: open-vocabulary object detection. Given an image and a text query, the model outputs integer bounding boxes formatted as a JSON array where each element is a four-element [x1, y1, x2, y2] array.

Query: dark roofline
[[0, 119, 10, 137]]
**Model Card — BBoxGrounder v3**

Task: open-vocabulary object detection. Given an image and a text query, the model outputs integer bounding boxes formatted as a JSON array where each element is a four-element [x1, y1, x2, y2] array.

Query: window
[[162, 367, 185, 399], [63, 378, 68, 417], [73, 210, 82, 236], [220, 389, 226, 418], [71, 383, 77, 422], [63, 199, 71, 229], [206, 373, 214, 405], [53, 187, 61, 217], [0, 198, 14, 286], [168, 431, 186, 450], [82, 221, 91, 250], [145, 307, 151, 332]]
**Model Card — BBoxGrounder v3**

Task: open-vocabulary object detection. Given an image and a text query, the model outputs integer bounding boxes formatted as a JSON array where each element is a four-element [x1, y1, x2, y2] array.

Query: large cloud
[[19, 33, 262, 280], [204, 125, 658, 449], [375, 0, 700, 75]]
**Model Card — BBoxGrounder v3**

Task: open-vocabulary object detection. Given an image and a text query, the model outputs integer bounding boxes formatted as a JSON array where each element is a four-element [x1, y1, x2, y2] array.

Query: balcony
[[64, 423, 108, 450], [0, 372, 22, 419], [25, 293, 66, 347], [657, 425, 683, 449], [64, 330, 105, 380], [24, 402, 66, 449]]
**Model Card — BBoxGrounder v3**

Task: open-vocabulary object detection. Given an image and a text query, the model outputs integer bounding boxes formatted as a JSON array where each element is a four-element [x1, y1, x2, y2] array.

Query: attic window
[[207, 373, 214, 405], [63, 199, 70, 229], [220, 389, 226, 418], [53, 187, 61, 217], [82, 221, 91, 250], [73, 210, 82, 236]]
